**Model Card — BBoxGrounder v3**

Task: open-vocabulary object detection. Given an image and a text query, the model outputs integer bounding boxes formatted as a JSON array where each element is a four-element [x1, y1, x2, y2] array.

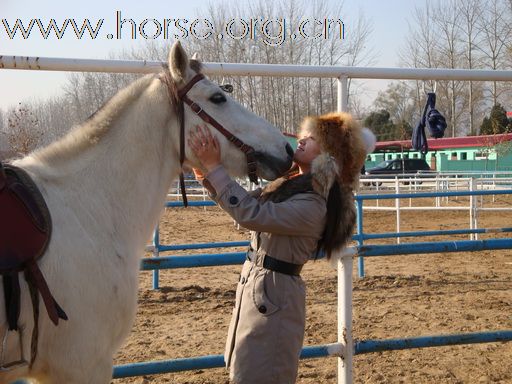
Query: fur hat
[[299, 112, 376, 197]]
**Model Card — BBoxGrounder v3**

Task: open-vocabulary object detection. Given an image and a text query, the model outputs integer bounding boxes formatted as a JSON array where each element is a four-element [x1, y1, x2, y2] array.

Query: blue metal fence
[[113, 331, 512, 378], [120, 188, 512, 381]]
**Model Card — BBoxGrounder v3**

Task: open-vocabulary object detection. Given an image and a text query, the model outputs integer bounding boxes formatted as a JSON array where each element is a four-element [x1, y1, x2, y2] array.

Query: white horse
[[0, 41, 293, 383]]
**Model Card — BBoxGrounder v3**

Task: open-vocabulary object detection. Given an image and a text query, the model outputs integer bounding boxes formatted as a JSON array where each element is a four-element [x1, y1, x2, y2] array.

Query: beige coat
[[204, 166, 326, 384]]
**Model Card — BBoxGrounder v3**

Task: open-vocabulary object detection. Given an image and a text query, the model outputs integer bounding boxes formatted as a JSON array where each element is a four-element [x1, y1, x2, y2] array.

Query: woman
[[189, 112, 375, 384]]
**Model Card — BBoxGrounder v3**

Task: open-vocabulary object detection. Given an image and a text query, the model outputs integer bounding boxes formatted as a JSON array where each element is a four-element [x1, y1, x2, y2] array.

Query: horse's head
[[165, 41, 293, 181]]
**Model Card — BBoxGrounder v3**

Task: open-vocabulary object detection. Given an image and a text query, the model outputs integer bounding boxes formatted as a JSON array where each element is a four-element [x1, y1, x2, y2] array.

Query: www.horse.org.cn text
[[1, 11, 345, 46]]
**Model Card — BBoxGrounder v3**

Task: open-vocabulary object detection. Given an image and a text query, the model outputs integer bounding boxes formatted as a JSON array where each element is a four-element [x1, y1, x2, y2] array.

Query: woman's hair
[[316, 181, 356, 260]]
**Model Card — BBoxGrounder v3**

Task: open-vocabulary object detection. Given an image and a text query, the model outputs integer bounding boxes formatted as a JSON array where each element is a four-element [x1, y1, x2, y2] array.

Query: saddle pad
[[0, 165, 50, 270], [0, 163, 66, 328]]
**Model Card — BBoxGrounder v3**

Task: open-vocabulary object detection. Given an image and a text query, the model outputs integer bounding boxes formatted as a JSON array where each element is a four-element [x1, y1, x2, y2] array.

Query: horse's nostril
[[285, 143, 294, 159]]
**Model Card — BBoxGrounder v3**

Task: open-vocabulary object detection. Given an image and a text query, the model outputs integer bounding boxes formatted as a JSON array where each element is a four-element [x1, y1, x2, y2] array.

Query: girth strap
[[2, 271, 21, 331]]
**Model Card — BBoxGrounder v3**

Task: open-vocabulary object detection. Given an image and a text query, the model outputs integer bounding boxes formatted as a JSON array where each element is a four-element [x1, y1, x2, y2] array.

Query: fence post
[[409, 178, 412, 207], [338, 249, 354, 384], [435, 174, 440, 207], [472, 178, 480, 240], [152, 225, 160, 290], [356, 199, 365, 278], [337, 77, 348, 112], [470, 178, 475, 240], [376, 181, 380, 207], [395, 178, 401, 244], [493, 176, 496, 203]]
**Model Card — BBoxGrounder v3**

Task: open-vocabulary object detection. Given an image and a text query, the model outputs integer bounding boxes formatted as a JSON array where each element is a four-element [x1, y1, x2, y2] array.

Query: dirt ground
[[112, 194, 512, 384]]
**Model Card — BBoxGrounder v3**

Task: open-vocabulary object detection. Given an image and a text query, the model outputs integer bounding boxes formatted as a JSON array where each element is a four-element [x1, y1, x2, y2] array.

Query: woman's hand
[[188, 124, 221, 172], [192, 167, 205, 181]]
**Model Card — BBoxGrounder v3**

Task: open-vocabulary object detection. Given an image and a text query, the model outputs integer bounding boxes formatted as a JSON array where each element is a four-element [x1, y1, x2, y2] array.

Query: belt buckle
[[189, 102, 203, 115]]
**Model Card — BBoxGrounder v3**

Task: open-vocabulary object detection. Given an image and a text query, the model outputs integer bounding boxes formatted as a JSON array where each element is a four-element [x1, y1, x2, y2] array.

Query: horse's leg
[[34, 363, 113, 384], [26, 322, 120, 384]]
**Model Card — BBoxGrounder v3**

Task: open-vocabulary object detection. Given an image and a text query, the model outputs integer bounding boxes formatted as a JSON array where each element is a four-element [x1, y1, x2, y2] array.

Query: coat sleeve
[[202, 166, 326, 236]]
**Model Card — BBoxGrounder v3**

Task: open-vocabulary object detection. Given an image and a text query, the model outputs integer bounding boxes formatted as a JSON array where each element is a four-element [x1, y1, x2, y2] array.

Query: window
[[413, 154, 418, 158], [461, 152, 467, 160], [388, 154, 393, 160], [391, 161, 402, 170]]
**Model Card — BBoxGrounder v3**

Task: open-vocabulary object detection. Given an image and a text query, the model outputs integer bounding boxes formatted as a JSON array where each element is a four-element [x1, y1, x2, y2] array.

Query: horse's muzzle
[[255, 144, 294, 180]]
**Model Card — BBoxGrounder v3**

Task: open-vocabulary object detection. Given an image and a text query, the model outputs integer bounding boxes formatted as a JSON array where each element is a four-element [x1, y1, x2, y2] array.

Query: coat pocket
[[251, 270, 280, 316]]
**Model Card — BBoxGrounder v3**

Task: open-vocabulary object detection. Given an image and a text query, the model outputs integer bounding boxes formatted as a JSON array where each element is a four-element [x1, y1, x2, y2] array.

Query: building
[[368, 133, 512, 172]]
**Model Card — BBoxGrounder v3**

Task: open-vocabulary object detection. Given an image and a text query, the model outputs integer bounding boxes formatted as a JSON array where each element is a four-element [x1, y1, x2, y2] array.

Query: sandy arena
[[112, 194, 512, 384]]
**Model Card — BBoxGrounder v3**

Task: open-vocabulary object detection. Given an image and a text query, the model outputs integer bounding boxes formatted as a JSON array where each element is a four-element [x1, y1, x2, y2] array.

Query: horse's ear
[[191, 52, 199, 60], [168, 41, 189, 84]]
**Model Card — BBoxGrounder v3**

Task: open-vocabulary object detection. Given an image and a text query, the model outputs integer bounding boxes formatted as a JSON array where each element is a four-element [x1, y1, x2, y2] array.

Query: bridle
[[162, 72, 258, 207]]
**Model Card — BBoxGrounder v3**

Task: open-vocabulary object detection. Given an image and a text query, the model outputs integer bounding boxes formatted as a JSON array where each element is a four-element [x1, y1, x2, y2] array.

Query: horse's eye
[[209, 93, 227, 104]]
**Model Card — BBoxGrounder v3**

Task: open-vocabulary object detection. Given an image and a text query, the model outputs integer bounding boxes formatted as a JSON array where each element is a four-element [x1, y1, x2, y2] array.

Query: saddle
[[0, 162, 67, 334]]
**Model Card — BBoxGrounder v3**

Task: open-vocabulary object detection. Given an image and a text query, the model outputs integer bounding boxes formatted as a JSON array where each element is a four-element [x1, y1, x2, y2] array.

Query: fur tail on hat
[[361, 127, 377, 154]]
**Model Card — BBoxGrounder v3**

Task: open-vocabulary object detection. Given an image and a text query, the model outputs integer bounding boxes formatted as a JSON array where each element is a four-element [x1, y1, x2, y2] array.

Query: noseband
[[163, 72, 258, 207]]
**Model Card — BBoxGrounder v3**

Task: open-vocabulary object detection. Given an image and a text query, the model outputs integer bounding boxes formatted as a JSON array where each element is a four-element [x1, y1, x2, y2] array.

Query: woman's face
[[294, 136, 322, 167]]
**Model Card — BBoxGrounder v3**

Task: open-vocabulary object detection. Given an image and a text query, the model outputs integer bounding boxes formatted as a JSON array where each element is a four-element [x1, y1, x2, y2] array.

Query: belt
[[247, 251, 303, 276]]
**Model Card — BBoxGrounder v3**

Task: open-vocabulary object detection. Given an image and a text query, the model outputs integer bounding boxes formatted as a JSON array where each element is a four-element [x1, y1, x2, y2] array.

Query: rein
[[162, 72, 258, 207]]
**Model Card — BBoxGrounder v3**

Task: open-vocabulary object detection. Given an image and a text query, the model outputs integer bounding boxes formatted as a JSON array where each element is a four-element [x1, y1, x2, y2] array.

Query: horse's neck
[[19, 80, 181, 250]]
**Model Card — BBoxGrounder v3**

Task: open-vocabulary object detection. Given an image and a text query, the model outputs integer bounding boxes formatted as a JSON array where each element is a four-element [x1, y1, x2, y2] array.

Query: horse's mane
[[33, 74, 158, 164]]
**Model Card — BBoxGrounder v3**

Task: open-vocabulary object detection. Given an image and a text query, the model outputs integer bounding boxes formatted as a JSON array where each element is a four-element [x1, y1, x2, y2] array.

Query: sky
[[0, 0, 424, 112]]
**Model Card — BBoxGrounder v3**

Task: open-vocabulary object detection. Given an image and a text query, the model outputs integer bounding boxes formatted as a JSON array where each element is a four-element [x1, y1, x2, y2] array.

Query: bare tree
[[399, 0, 512, 137], [400, 2, 441, 123], [342, 10, 375, 107], [0, 109, 7, 156], [477, 0, 512, 105], [504, 0, 512, 107], [458, 0, 484, 135], [433, 0, 467, 137], [6, 0, 375, 142], [0, 109, 4, 133], [27, 97, 79, 145], [374, 82, 416, 128], [183, 0, 375, 133], [5, 103, 44, 155], [401, 2, 440, 69]]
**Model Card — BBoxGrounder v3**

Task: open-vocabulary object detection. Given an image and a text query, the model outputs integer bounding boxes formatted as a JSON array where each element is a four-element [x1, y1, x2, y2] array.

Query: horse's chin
[[220, 153, 292, 182], [257, 167, 281, 181], [256, 154, 293, 181]]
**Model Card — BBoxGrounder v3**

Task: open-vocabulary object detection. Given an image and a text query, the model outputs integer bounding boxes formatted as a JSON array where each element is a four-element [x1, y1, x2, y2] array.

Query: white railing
[[2, 55, 512, 113], [359, 173, 512, 243]]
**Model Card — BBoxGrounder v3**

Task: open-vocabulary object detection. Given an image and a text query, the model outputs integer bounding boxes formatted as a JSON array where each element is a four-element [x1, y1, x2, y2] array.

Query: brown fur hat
[[299, 112, 376, 196]]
